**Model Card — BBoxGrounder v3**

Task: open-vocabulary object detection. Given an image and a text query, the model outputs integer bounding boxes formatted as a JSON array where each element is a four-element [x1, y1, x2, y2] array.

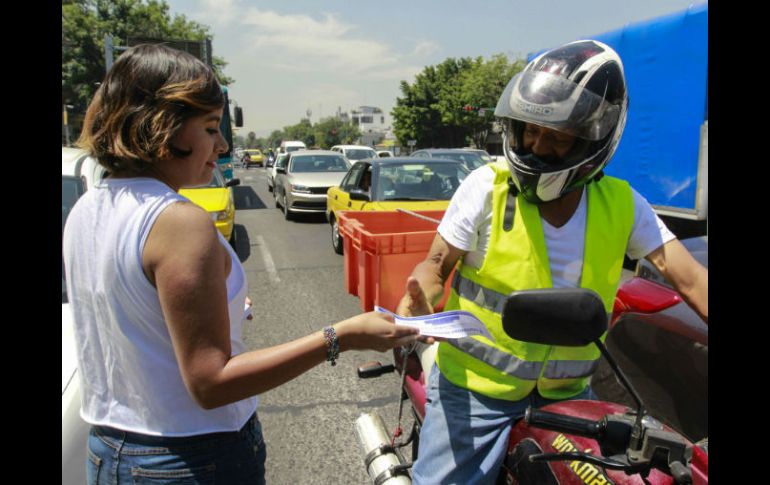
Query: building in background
[[338, 105, 391, 147]]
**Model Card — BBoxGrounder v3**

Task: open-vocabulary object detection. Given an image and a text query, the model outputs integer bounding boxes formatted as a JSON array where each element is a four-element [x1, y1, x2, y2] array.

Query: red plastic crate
[[338, 210, 453, 312]]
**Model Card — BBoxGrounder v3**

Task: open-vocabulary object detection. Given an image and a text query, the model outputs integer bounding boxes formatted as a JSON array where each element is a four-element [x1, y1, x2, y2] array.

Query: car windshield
[[469, 150, 493, 164], [375, 162, 469, 202], [62, 175, 86, 303], [275, 154, 289, 168], [433, 151, 487, 171], [346, 149, 377, 160], [290, 155, 350, 172]]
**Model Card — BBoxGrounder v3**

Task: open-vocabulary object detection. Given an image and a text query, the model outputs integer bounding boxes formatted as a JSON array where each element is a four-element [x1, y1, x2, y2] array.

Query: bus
[[218, 86, 243, 180]]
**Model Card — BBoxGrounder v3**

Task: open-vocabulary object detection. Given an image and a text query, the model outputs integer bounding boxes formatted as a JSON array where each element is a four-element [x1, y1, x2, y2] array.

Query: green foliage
[[245, 132, 258, 149], [62, 0, 233, 117], [313, 117, 361, 149], [266, 118, 360, 149], [391, 54, 525, 149]]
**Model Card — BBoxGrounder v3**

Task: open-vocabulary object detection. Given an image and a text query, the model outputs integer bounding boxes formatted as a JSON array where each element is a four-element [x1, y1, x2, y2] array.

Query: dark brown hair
[[77, 43, 224, 174]]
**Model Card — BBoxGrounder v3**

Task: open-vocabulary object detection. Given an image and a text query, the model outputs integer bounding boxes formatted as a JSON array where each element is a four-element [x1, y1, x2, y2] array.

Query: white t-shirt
[[438, 166, 675, 288], [63, 177, 257, 436]]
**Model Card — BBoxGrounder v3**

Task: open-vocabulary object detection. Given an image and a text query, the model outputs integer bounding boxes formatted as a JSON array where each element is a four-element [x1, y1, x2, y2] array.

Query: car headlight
[[291, 184, 312, 194], [211, 210, 230, 222]]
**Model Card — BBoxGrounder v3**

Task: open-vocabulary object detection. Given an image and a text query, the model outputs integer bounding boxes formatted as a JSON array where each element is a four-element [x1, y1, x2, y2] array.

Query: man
[[397, 40, 707, 484]]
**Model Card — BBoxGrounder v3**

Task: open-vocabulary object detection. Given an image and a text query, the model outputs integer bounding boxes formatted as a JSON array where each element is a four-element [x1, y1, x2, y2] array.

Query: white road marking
[[255, 235, 281, 283]]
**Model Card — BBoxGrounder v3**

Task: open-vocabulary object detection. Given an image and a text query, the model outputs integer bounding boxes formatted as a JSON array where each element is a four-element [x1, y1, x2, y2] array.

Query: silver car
[[274, 150, 351, 220]]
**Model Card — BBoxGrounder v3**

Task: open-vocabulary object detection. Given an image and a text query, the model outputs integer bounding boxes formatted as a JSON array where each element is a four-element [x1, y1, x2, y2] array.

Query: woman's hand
[[335, 311, 420, 352]]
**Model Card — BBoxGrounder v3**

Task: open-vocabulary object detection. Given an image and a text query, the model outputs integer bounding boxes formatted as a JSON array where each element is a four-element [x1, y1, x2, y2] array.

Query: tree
[[283, 119, 316, 148], [62, 0, 233, 126], [391, 54, 525, 149], [458, 54, 526, 148], [313, 117, 361, 149], [266, 130, 284, 150], [245, 132, 258, 149]]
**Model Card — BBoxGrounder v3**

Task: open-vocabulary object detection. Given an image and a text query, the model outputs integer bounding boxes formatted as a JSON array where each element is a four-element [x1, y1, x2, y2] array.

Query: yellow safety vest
[[435, 161, 634, 401]]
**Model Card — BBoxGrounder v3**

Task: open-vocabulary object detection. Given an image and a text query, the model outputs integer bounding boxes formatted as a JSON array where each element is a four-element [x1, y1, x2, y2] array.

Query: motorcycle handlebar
[[525, 408, 603, 440]]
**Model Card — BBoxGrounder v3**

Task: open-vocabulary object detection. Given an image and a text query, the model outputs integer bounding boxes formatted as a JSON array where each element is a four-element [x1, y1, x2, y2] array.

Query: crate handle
[[396, 208, 441, 225]]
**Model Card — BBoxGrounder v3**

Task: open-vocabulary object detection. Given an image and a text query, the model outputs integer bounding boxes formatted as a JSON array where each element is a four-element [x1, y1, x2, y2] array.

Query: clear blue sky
[[165, 0, 705, 139]]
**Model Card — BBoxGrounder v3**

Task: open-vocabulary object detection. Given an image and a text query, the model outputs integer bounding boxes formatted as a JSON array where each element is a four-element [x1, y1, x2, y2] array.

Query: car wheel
[[282, 194, 293, 221], [274, 188, 281, 208], [331, 217, 343, 255]]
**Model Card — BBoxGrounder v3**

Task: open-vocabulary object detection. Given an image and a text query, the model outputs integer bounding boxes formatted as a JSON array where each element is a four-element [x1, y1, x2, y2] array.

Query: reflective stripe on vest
[[450, 271, 605, 380], [445, 337, 543, 379]]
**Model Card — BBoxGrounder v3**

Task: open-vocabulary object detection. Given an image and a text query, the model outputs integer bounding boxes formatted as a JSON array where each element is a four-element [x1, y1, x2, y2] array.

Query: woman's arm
[[143, 202, 418, 410]]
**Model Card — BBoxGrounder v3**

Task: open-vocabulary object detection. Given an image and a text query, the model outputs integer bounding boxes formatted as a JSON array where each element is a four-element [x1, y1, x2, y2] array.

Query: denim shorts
[[86, 413, 266, 485], [412, 365, 597, 485]]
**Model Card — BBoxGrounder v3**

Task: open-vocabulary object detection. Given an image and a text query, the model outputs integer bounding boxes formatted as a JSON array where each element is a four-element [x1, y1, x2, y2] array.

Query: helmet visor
[[494, 71, 620, 141]]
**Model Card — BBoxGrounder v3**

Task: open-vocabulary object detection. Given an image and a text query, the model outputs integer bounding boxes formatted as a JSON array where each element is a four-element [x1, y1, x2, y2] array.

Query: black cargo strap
[[504, 178, 518, 232]]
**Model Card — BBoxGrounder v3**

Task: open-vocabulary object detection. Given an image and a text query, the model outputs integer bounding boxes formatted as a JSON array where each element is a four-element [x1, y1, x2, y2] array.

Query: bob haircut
[[77, 43, 224, 174]]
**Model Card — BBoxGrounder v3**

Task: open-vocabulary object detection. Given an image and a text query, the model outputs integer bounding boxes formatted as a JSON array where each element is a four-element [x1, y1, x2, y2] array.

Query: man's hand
[[397, 277, 434, 317], [396, 277, 441, 344]]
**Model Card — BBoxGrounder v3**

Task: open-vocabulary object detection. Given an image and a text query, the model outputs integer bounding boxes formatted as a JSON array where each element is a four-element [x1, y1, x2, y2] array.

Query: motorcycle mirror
[[501, 288, 608, 346]]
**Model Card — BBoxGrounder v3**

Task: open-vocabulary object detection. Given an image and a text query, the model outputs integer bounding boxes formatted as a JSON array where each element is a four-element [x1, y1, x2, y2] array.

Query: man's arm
[[396, 233, 467, 317], [644, 238, 708, 324]]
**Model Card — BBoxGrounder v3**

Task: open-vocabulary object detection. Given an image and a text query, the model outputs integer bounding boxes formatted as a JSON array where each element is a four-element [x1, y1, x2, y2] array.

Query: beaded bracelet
[[323, 326, 340, 366]]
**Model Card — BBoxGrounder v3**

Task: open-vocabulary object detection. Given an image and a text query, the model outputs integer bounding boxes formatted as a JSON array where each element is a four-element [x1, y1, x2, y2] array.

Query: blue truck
[[531, 3, 708, 237]]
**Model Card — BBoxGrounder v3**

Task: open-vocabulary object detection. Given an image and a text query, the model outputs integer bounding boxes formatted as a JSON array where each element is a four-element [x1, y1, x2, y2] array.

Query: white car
[[330, 144, 377, 165], [267, 152, 289, 192], [62, 147, 105, 485], [376, 150, 393, 158]]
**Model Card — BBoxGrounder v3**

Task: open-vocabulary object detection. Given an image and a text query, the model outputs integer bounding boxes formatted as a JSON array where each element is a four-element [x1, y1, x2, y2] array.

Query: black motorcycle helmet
[[494, 40, 628, 204]]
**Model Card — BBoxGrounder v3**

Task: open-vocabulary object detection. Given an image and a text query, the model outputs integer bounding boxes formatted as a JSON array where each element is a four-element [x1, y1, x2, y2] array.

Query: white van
[[279, 140, 307, 155], [330, 144, 377, 165]]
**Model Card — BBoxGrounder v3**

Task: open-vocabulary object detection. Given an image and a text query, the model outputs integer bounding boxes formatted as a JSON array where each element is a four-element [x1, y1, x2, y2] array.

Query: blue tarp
[[529, 3, 708, 211]]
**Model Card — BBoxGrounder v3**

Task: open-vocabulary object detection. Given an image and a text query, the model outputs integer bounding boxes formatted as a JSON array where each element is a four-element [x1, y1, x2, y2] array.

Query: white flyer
[[375, 306, 495, 342]]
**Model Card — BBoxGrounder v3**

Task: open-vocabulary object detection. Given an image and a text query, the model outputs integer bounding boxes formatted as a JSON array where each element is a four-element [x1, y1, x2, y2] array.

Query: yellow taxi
[[244, 148, 265, 167], [179, 169, 239, 246], [326, 157, 469, 254]]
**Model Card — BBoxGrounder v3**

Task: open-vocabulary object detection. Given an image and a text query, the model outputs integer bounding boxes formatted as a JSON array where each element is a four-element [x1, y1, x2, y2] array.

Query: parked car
[[592, 236, 708, 442], [462, 148, 494, 164], [330, 144, 378, 165], [267, 152, 289, 192], [326, 157, 469, 254], [274, 150, 351, 220], [376, 150, 393, 158], [243, 148, 265, 167], [410, 148, 488, 172], [62, 147, 105, 485], [179, 169, 240, 246]]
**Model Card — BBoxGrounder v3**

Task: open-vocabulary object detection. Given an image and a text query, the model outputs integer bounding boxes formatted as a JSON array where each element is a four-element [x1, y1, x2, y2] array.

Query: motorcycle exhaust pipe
[[355, 413, 412, 485]]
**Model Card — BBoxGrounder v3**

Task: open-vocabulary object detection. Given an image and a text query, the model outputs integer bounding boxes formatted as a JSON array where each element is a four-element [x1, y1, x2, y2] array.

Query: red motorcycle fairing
[[504, 401, 680, 485]]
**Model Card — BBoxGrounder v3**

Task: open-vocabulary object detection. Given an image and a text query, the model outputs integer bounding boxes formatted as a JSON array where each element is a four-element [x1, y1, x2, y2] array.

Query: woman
[[62, 43, 418, 484]]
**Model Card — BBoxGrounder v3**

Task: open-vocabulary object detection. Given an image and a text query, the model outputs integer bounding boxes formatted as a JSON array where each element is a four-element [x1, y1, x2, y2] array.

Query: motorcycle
[[354, 277, 708, 484]]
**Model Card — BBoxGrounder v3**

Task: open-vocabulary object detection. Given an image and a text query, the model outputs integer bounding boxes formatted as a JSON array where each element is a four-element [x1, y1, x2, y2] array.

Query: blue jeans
[[86, 413, 266, 485], [412, 365, 597, 485]]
